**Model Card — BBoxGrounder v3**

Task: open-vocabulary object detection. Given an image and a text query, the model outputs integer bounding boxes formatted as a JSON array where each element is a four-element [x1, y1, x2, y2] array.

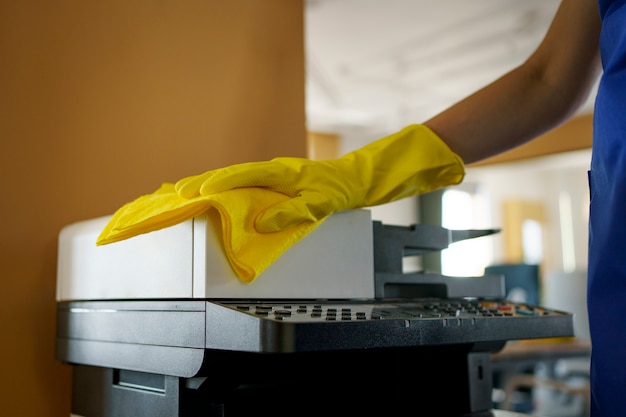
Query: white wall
[[462, 149, 591, 275]]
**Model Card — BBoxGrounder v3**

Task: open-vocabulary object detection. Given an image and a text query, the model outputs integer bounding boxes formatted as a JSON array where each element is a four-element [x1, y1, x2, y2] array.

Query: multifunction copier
[[55, 209, 573, 416]]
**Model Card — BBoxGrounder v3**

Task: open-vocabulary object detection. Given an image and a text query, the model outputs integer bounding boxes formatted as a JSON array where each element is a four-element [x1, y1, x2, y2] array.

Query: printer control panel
[[221, 298, 568, 323]]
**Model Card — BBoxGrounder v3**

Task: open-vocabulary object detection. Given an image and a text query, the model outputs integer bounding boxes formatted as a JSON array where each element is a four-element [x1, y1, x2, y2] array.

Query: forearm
[[424, 65, 580, 164], [425, 0, 602, 165]]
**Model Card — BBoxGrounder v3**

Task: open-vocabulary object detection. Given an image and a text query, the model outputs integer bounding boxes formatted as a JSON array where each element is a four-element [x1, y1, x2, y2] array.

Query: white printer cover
[[56, 209, 375, 301]]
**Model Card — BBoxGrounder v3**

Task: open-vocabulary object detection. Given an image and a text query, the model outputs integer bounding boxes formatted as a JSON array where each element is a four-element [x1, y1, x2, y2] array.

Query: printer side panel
[[56, 216, 194, 301], [194, 209, 376, 299]]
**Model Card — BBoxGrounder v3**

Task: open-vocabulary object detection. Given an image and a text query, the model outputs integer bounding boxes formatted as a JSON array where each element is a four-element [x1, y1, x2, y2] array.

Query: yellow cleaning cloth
[[96, 183, 322, 283]]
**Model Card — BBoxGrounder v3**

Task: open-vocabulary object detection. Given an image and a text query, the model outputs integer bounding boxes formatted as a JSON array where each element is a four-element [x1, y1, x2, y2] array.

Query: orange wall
[[0, 1, 305, 415]]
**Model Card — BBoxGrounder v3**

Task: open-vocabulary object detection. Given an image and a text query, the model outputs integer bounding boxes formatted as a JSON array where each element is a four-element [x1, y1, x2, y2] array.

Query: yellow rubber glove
[[96, 183, 322, 282], [176, 124, 465, 232]]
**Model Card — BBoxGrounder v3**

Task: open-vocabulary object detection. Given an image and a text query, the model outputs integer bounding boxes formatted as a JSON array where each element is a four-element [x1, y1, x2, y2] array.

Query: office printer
[[55, 209, 573, 417]]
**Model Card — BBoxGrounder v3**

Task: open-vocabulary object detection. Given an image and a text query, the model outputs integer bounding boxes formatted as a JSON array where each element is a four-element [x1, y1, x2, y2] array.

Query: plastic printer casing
[[55, 209, 575, 417], [57, 209, 375, 301]]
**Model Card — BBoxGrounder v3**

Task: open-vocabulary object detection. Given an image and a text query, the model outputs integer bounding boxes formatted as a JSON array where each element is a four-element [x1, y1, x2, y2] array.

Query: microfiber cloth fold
[[96, 183, 323, 283]]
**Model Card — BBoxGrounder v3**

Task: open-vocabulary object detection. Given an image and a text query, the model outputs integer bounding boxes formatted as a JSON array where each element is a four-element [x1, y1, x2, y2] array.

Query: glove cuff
[[353, 123, 465, 208]]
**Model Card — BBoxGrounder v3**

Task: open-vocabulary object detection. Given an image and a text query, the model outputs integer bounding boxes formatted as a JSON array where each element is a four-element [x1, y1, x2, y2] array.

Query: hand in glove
[[176, 124, 464, 232]]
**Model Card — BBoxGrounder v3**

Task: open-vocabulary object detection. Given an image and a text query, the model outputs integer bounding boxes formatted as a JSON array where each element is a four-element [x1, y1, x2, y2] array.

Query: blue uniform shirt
[[588, 0, 626, 414]]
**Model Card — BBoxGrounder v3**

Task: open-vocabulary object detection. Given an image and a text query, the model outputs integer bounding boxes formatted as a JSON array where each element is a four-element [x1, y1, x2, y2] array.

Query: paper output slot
[[383, 283, 447, 298], [113, 369, 166, 394]]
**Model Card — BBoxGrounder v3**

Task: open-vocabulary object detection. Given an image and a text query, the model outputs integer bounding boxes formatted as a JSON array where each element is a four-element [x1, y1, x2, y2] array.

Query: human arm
[[175, 0, 602, 233], [176, 124, 464, 231], [425, 0, 602, 164]]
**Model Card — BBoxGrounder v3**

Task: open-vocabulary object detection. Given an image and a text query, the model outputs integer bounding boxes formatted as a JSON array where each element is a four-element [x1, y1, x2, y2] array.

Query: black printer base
[[70, 346, 498, 417]]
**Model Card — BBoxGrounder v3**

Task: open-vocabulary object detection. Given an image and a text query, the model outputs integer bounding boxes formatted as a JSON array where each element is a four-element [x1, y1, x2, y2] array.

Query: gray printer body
[[55, 209, 573, 417]]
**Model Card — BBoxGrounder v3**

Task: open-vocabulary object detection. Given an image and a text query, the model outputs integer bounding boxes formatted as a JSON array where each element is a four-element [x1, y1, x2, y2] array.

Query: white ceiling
[[304, 0, 596, 144]]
